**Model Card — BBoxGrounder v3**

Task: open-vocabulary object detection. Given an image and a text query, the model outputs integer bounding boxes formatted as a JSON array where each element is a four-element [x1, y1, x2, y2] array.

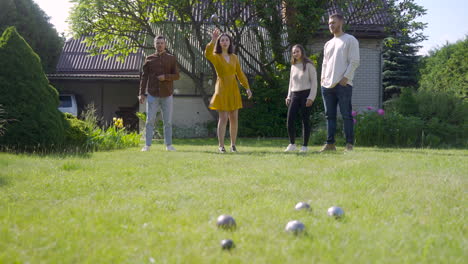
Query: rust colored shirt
[[139, 51, 180, 97]]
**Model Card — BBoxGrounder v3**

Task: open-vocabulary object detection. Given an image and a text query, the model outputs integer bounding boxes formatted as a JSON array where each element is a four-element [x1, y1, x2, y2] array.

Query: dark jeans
[[321, 84, 354, 144], [287, 89, 312, 146]]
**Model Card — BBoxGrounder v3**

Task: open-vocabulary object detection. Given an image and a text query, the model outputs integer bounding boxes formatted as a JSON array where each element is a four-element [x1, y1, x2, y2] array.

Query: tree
[[419, 37, 468, 99], [0, 0, 64, 73], [0, 27, 66, 150], [382, 0, 427, 100]]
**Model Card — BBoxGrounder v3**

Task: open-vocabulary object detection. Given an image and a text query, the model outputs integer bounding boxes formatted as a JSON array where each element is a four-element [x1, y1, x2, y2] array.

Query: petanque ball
[[285, 220, 305, 234], [221, 239, 235, 250], [217, 215, 236, 229], [327, 206, 345, 219], [295, 202, 311, 211], [211, 14, 219, 23]]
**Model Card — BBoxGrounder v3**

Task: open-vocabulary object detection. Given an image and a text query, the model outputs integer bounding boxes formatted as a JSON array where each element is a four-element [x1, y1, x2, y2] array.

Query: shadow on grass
[[1, 147, 93, 159], [363, 147, 467, 157], [0, 176, 9, 187]]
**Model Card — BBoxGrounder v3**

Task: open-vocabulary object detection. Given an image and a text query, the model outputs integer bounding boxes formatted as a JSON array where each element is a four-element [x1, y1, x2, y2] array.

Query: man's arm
[[164, 57, 180, 81], [139, 59, 149, 97], [343, 37, 360, 83]]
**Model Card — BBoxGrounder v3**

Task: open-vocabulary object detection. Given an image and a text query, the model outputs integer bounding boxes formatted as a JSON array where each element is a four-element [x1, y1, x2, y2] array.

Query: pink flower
[[352, 110, 358, 117], [366, 106, 374, 111], [377, 109, 385, 115], [353, 118, 357, 124]]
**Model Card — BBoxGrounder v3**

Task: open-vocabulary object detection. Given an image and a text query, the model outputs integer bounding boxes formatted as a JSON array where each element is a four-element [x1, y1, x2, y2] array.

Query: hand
[[212, 28, 220, 42], [138, 95, 146, 104], [339, 77, 348, 86], [306, 99, 314, 107], [246, 89, 252, 99], [157, 75, 166, 81], [285, 98, 291, 106]]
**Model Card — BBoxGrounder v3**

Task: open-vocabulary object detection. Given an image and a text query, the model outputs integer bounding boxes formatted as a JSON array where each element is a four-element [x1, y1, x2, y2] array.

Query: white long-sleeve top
[[287, 62, 317, 101], [321, 33, 360, 88]]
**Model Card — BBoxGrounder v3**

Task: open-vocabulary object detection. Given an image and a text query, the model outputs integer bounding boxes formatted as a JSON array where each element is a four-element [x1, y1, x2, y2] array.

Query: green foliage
[[0, 27, 67, 151], [63, 113, 88, 148], [355, 111, 424, 147], [80, 105, 140, 151], [0, 0, 64, 73], [382, 0, 427, 100], [0, 105, 6, 136], [419, 37, 468, 99], [373, 89, 467, 147], [239, 74, 289, 137]]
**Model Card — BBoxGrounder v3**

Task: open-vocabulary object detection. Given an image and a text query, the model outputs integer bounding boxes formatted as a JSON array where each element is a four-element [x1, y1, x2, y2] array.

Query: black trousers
[[287, 89, 312, 146]]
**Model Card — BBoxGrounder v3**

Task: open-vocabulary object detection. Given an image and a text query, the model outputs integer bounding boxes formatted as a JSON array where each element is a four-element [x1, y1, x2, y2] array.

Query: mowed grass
[[0, 138, 466, 263]]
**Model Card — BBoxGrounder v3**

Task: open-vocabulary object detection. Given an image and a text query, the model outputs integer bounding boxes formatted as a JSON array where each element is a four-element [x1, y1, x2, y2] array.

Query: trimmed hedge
[[0, 26, 66, 151]]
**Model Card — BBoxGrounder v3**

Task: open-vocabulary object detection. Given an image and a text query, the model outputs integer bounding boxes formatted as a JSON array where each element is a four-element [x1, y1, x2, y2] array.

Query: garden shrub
[[355, 111, 424, 147], [0, 27, 66, 151], [419, 37, 467, 99], [359, 88, 468, 148], [63, 113, 88, 148], [80, 104, 140, 151]]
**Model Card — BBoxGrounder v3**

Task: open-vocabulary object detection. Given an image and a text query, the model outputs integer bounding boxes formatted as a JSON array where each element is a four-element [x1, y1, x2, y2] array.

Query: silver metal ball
[[221, 239, 235, 250], [216, 214, 236, 229], [285, 220, 305, 234], [211, 14, 219, 23], [295, 202, 311, 211], [327, 206, 345, 218]]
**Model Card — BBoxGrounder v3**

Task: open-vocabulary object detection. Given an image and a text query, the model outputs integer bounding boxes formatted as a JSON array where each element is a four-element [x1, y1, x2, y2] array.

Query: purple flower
[[366, 106, 374, 111], [353, 118, 357, 124], [352, 110, 358, 117], [377, 109, 385, 115]]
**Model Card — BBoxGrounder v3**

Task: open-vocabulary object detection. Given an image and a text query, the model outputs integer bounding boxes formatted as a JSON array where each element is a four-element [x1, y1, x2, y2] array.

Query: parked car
[[58, 94, 78, 116]]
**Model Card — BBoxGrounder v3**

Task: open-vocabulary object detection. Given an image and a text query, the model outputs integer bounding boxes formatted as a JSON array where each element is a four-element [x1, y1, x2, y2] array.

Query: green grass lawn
[[0, 139, 466, 263]]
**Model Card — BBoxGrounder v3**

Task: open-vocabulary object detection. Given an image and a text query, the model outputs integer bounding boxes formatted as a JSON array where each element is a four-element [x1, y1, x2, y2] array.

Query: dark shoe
[[219, 146, 226, 153], [230, 145, 237, 152], [345, 143, 354, 152], [319, 143, 336, 152]]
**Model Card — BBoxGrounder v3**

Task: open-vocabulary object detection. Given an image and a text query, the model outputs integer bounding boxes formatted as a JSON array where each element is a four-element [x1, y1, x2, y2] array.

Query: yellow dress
[[205, 42, 250, 111]]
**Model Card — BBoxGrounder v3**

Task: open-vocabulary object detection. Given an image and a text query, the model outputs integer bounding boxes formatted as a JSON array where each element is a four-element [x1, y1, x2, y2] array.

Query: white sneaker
[[284, 144, 297, 152], [166, 145, 176, 151], [141, 145, 150, 152], [300, 146, 308, 152]]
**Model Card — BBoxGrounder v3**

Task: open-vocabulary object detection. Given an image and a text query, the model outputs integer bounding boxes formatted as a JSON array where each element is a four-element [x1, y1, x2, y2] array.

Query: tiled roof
[[55, 36, 144, 75]]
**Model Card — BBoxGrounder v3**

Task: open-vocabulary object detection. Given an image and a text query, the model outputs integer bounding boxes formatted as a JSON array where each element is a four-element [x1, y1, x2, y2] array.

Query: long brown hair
[[290, 44, 312, 71], [215, 33, 234, 54]]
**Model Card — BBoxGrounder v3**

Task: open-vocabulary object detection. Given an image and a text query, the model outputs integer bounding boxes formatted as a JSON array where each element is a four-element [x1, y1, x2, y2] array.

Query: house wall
[[309, 37, 384, 112]]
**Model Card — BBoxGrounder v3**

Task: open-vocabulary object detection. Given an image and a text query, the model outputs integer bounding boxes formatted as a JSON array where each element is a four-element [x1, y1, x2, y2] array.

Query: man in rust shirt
[[139, 35, 180, 151]]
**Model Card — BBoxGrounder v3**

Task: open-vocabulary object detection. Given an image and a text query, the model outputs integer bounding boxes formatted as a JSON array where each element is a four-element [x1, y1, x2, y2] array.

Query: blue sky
[[34, 0, 467, 55], [413, 0, 468, 54]]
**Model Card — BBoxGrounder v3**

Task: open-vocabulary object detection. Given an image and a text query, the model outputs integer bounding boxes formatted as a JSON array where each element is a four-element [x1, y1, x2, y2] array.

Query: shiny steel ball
[[216, 215, 236, 229], [221, 239, 235, 250], [327, 206, 345, 219], [295, 202, 311, 211], [285, 220, 305, 234], [211, 14, 219, 23]]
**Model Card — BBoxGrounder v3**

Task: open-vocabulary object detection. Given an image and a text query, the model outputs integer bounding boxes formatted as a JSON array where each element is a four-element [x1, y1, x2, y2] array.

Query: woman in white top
[[285, 44, 318, 152]]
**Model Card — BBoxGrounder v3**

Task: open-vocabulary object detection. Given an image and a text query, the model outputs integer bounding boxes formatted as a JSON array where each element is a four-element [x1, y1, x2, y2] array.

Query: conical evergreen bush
[[0, 26, 66, 151]]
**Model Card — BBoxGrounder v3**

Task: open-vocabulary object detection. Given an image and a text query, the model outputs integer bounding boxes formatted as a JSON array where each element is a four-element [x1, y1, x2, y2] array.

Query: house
[[48, 37, 144, 130], [49, 1, 390, 136]]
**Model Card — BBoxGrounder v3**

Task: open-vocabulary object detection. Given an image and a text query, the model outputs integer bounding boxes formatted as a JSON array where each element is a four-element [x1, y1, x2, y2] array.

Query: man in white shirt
[[320, 13, 360, 152]]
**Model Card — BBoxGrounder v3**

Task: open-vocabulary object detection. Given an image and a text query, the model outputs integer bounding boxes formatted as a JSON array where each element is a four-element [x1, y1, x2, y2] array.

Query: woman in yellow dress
[[205, 28, 252, 153]]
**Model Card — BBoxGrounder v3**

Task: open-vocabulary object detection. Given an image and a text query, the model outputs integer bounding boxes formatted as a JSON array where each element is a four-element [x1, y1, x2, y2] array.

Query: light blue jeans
[[145, 94, 173, 146]]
